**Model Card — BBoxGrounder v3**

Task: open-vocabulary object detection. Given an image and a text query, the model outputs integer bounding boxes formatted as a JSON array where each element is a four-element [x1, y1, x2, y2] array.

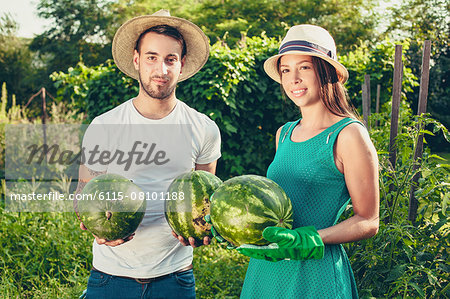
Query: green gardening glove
[[204, 214, 236, 249], [236, 226, 324, 262]]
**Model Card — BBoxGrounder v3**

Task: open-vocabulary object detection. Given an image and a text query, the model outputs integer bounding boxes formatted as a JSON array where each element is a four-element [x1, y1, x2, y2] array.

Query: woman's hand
[[236, 226, 324, 262]]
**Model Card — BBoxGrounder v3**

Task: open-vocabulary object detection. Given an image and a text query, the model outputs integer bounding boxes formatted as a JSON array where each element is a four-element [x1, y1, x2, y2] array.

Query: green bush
[[51, 61, 138, 122], [343, 108, 449, 298], [50, 34, 422, 179]]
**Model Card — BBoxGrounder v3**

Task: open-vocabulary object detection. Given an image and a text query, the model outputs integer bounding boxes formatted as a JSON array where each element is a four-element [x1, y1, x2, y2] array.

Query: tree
[[30, 0, 384, 77], [112, 0, 381, 51], [0, 13, 35, 105], [30, 0, 114, 75], [192, 0, 380, 51], [387, 0, 450, 151]]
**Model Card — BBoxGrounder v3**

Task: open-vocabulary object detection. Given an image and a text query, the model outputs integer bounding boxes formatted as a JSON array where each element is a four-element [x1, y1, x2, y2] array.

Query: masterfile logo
[[4, 123, 192, 212]]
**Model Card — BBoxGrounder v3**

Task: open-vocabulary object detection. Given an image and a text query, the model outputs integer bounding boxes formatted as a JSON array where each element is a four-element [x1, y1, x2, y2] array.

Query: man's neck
[[133, 92, 177, 120]]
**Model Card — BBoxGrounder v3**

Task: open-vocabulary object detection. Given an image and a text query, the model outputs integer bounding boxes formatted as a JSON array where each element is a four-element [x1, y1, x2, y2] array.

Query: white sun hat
[[264, 24, 349, 83], [112, 9, 209, 82]]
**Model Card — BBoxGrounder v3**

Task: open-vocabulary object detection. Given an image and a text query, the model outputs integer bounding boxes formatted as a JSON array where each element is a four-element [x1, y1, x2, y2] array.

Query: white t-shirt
[[81, 98, 221, 278]]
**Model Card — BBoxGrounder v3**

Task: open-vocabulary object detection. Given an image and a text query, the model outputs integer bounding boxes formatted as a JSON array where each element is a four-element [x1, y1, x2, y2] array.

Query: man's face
[[133, 32, 185, 100]]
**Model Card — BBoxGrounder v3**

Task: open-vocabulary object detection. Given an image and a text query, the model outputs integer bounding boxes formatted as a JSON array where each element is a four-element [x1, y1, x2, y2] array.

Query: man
[[75, 10, 221, 298]]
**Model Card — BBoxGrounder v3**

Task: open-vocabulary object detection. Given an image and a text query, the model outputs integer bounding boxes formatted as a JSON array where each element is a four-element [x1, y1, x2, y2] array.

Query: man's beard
[[139, 73, 176, 100]]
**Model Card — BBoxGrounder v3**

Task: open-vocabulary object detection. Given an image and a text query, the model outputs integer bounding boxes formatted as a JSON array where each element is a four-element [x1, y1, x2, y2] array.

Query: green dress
[[240, 118, 360, 299]]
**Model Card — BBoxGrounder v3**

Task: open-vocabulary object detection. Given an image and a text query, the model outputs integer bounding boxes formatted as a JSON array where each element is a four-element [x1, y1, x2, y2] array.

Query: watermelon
[[76, 173, 146, 241], [165, 170, 222, 243], [210, 175, 293, 247]]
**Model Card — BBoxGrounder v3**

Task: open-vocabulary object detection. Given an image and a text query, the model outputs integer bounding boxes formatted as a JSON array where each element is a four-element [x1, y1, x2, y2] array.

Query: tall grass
[[0, 209, 92, 298], [193, 245, 248, 298], [0, 203, 248, 298]]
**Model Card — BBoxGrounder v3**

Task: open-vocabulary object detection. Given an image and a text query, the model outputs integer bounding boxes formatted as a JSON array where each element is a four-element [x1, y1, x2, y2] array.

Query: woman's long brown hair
[[278, 56, 360, 120], [311, 56, 359, 119]]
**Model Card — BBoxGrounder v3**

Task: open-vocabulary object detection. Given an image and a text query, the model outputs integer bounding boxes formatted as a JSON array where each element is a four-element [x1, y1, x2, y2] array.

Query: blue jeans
[[85, 268, 196, 299]]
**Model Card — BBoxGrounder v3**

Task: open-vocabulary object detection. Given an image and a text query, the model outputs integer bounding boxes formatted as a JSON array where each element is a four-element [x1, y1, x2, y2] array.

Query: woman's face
[[279, 54, 320, 108]]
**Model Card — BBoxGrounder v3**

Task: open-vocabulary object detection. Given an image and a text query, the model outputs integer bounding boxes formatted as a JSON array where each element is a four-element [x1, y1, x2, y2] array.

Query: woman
[[236, 25, 379, 298]]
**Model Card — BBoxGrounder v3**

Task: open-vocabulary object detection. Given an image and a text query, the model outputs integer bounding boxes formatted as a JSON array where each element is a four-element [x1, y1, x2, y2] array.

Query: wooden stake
[[388, 45, 403, 170], [365, 75, 371, 114], [387, 45, 403, 210], [375, 84, 381, 127], [362, 82, 368, 126], [41, 87, 48, 163], [376, 84, 380, 115], [362, 76, 371, 127], [408, 40, 431, 224]]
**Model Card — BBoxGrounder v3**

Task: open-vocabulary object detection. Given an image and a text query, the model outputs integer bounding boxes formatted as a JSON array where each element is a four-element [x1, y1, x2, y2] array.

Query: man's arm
[[195, 161, 217, 174], [75, 165, 106, 195], [74, 164, 106, 220]]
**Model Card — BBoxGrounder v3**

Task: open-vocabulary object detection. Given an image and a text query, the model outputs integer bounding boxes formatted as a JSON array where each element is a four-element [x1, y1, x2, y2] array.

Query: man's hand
[[171, 230, 211, 247], [79, 222, 135, 247]]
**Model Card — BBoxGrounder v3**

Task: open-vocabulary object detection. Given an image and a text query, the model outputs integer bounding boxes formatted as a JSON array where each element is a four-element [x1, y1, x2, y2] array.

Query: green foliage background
[[0, 85, 448, 297], [51, 34, 420, 179], [0, 0, 449, 297], [1, 0, 448, 152]]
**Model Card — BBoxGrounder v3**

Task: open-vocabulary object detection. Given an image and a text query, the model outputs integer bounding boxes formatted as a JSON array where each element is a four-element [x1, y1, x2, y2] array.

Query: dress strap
[[279, 120, 300, 144], [325, 119, 365, 144]]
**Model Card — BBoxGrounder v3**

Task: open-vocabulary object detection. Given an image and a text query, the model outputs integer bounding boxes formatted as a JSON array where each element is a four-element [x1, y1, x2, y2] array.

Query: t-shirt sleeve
[[196, 119, 221, 165], [81, 117, 109, 173]]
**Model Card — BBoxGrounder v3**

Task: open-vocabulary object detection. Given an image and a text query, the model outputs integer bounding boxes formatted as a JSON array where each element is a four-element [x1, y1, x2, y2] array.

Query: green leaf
[[385, 264, 406, 282], [409, 282, 425, 297]]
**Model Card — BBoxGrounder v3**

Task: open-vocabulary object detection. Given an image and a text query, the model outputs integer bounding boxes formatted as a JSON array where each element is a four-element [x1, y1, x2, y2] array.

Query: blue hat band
[[279, 40, 336, 60]]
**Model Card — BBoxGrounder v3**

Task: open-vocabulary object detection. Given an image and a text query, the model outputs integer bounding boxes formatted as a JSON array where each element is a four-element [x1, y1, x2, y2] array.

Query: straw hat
[[264, 24, 349, 83], [112, 10, 209, 82]]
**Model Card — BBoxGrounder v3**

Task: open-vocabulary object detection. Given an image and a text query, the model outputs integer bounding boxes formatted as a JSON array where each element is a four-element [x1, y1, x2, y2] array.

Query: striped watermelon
[[76, 173, 146, 241], [165, 170, 222, 243], [210, 175, 293, 247]]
